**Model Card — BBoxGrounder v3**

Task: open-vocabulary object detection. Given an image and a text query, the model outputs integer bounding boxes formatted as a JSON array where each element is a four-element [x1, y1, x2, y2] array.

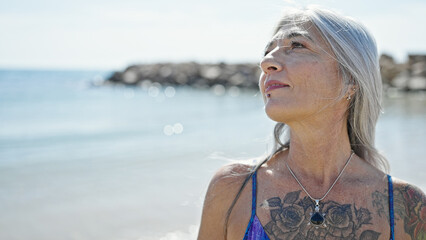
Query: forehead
[[272, 26, 312, 41], [265, 23, 331, 51]]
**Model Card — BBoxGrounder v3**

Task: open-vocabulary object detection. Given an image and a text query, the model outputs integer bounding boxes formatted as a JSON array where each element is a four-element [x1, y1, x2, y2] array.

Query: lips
[[265, 80, 290, 93]]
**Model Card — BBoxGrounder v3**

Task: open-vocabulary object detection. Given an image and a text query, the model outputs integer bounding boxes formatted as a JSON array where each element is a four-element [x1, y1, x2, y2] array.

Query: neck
[[283, 111, 353, 193]]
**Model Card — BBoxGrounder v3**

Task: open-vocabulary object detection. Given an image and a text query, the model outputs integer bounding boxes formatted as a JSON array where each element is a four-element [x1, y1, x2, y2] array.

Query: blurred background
[[0, 0, 425, 239]]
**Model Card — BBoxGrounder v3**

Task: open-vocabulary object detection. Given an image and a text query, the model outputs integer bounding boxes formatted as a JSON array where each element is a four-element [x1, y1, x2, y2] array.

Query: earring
[[346, 95, 351, 101]]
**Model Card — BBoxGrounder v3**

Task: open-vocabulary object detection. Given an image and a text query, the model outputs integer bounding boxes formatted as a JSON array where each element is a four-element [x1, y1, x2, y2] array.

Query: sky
[[0, 0, 425, 70]]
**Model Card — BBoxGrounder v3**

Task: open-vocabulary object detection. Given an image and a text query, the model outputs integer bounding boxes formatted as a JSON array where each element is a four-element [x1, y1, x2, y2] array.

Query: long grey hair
[[224, 5, 389, 237]]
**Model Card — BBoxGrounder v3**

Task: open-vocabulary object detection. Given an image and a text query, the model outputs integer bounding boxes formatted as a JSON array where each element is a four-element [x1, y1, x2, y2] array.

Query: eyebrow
[[263, 30, 314, 54], [285, 31, 313, 41]]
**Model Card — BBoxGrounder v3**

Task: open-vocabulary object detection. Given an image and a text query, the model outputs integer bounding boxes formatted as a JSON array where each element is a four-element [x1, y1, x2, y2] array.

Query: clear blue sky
[[0, 0, 425, 70]]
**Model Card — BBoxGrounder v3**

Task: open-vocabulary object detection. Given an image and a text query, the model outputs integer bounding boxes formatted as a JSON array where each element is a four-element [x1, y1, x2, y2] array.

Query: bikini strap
[[387, 174, 395, 240], [251, 171, 257, 215], [243, 171, 258, 240]]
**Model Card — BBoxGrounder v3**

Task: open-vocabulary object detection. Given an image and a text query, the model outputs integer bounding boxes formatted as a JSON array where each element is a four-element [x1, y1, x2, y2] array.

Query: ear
[[347, 84, 357, 98]]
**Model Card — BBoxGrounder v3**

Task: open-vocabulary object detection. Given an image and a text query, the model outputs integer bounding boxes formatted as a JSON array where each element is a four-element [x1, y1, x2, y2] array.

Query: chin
[[264, 100, 311, 124], [264, 103, 291, 123]]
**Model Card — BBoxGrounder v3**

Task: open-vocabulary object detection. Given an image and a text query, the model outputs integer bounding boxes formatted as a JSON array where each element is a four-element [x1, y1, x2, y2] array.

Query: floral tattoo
[[373, 184, 426, 240], [262, 190, 379, 240]]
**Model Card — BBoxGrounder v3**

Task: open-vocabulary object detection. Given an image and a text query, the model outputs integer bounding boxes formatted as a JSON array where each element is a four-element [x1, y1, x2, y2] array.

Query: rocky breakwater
[[106, 54, 426, 91], [380, 54, 426, 91], [106, 62, 261, 90]]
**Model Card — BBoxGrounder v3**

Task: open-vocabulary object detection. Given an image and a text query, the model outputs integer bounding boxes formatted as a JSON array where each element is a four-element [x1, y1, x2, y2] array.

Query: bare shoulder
[[197, 162, 254, 240], [391, 177, 426, 240], [203, 162, 254, 207]]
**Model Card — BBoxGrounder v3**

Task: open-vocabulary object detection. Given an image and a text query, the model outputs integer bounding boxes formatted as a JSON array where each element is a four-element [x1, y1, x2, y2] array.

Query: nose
[[260, 51, 283, 74]]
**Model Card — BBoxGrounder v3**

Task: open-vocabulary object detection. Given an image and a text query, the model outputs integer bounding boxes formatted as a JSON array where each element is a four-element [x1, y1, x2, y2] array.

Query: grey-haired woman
[[198, 6, 425, 240]]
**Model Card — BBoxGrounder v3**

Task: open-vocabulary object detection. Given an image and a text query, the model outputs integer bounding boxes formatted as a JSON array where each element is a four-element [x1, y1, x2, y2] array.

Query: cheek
[[322, 60, 341, 83], [299, 61, 340, 89], [259, 73, 267, 101], [259, 72, 266, 91]]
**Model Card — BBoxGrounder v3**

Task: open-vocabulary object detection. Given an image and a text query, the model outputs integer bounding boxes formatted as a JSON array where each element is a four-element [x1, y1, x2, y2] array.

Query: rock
[[105, 62, 261, 90], [409, 55, 426, 78], [380, 54, 426, 91], [408, 76, 426, 90], [122, 69, 139, 85], [391, 71, 410, 90], [379, 54, 403, 85], [200, 66, 221, 80]]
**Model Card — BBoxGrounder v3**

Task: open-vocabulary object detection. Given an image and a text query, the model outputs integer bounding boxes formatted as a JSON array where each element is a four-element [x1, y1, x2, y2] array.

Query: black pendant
[[310, 212, 325, 225], [308, 199, 326, 228]]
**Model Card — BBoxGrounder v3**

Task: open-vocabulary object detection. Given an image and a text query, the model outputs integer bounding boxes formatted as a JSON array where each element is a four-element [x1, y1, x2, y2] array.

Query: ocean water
[[0, 70, 425, 240]]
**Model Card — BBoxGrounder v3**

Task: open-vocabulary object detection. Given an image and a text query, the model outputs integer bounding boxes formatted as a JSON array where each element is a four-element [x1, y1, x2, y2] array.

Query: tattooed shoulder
[[393, 181, 426, 240], [373, 180, 426, 240]]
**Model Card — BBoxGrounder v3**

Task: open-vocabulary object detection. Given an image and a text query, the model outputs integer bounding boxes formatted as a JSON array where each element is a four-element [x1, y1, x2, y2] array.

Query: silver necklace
[[285, 151, 354, 228]]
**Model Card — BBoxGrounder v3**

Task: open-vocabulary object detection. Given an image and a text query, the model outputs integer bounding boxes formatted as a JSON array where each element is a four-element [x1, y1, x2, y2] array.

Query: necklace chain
[[285, 151, 354, 202]]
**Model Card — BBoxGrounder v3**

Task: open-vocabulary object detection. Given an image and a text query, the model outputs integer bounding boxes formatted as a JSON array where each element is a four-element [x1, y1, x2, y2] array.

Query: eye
[[290, 41, 305, 49], [263, 50, 270, 57]]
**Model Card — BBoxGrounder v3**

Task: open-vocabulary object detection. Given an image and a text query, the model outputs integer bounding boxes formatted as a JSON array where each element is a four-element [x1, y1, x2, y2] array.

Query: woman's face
[[259, 23, 346, 124]]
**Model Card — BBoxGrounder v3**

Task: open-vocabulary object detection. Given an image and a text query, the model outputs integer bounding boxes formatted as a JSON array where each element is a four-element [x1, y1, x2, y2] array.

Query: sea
[[0, 69, 425, 240]]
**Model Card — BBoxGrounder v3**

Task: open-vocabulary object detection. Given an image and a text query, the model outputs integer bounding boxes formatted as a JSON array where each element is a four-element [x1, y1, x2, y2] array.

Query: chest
[[228, 183, 394, 240], [254, 195, 392, 240]]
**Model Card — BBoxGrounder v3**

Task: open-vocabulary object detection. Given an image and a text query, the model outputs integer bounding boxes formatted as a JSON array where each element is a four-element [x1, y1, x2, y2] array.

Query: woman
[[197, 6, 425, 240]]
